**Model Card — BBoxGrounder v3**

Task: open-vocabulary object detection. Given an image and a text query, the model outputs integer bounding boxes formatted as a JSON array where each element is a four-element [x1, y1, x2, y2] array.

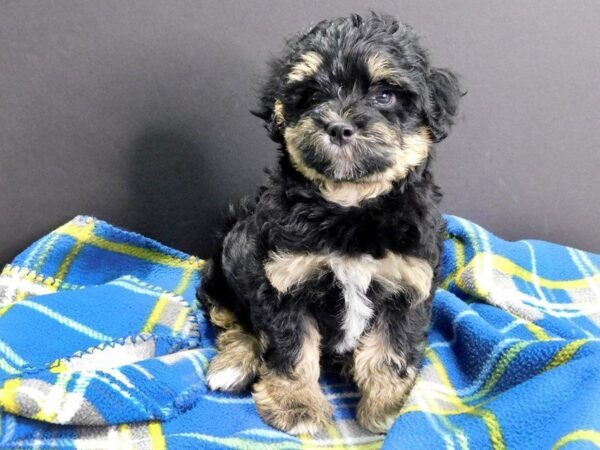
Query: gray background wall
[[1, 0, 599, 264]]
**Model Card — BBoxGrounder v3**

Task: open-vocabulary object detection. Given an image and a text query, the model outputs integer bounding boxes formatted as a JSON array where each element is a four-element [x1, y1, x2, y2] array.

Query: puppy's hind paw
[[206, 352, 258, 393], [207, 365, 253, 392], [206, 323, 263, 393]]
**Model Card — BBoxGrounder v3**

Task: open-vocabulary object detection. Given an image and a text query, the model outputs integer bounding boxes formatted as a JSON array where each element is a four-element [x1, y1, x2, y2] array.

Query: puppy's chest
[[264, 251, 433, 353], [267, 197, 426, 255]]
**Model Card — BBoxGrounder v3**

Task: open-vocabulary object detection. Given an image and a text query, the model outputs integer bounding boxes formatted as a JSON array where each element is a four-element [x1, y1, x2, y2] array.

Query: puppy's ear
[[424, 68, 462, 142], [251, 60, 286, 144]]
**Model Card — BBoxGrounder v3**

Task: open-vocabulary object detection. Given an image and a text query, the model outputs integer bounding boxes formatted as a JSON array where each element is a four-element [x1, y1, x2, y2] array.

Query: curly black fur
[[198, 12, 460, 394]]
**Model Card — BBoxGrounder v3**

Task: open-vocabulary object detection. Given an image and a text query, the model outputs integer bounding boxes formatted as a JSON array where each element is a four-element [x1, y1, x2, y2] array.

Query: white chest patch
[[265, 251, 433, 353], [329, 255, 378, 353]]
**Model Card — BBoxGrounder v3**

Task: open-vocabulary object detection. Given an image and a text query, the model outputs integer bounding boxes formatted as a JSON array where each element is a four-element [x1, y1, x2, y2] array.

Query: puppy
[[198, 13, 461, 434]]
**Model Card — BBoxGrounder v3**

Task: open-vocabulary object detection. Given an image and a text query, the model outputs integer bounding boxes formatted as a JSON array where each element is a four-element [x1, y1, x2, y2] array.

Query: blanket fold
[[0, 214, 598, 449]]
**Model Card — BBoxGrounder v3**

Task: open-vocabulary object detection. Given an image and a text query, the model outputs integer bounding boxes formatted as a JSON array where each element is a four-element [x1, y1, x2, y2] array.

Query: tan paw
[[253, 375, 334, 435], [356, 396, 402, 434]]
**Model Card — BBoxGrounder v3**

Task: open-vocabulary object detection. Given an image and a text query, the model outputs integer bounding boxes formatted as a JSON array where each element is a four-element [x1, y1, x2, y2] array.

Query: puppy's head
[[255, 13, 461, 184]]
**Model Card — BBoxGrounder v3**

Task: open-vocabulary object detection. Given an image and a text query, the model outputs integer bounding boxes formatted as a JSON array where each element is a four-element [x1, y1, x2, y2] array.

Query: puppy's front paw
[[356, 395, 402, 434], [354, 367, 417, 434], [253, 374, 334, 435]]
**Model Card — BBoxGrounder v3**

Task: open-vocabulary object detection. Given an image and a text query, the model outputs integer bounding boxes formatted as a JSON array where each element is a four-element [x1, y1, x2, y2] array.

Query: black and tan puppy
[[198, 13, 460, 434]]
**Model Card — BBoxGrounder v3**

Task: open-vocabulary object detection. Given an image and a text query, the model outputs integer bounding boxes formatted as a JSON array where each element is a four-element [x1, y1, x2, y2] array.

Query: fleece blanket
[[0, 215, 598, 450]]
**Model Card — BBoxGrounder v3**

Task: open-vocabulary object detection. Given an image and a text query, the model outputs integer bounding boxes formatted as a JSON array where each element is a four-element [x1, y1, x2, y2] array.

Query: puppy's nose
[[326, 122, 356, 145]]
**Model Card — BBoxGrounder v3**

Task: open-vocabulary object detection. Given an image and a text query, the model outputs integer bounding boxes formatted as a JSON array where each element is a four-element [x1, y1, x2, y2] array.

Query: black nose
[[326, 122, 356, 145]]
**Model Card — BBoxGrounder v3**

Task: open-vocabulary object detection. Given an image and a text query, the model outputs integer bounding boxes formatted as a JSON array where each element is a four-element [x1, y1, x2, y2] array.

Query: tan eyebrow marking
[[366, 53, 407, 86], [288, 51, 324, 83]]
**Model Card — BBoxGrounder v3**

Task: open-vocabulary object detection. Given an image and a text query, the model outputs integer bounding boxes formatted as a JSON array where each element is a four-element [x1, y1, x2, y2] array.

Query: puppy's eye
[[310, 91, 323, 103], [298, 90, 324, 109], [373, 90, 396, 107]]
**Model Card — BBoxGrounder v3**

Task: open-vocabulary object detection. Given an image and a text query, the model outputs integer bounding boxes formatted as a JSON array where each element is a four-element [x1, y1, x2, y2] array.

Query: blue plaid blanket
[[0, 215, 598, 449]]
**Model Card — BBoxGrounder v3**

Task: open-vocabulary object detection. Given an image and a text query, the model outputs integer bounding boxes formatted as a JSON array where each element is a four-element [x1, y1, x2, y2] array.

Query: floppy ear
[[251, 60, 286, 144], [424, 67, 462, 142]]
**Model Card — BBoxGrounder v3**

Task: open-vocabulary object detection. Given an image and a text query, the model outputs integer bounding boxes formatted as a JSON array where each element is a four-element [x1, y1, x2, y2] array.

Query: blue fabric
[[0, 214, 598, 449]]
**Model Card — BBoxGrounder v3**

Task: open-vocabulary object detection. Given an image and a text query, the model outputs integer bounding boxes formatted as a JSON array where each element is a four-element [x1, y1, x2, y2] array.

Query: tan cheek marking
[[264, 251, 328, 293], [373, 252, 433, 303], [283, 110, 345, 184], [396, 129, 432, 175], [364, 127, 431, 184], [288, 51, 324, 83], [368, 121, 401, 144], [284, 120, 328, 184]]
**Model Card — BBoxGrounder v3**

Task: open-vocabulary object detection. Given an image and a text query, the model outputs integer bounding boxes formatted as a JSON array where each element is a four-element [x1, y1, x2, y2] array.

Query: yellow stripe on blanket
[[464, 253, 600, 291], [57, 222, 202, 271], [55, 221, 96, 282], [552, 429, 600, 449], [441, 236, 467, 289], [148, 421, 167, 450], [0, 378, 22, 415], [404, 349, 507, 450], [544, 339, 589, 372], [142, 295, 170, 334], [172, 307, 190, 335]]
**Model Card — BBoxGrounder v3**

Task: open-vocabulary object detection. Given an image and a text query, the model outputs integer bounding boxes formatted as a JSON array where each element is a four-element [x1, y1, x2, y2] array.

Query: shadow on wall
[[128, 126, 223, 259]]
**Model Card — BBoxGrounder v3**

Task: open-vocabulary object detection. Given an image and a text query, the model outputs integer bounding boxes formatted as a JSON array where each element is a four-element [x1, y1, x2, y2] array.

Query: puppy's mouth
[[285, 118, 401, 182]]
